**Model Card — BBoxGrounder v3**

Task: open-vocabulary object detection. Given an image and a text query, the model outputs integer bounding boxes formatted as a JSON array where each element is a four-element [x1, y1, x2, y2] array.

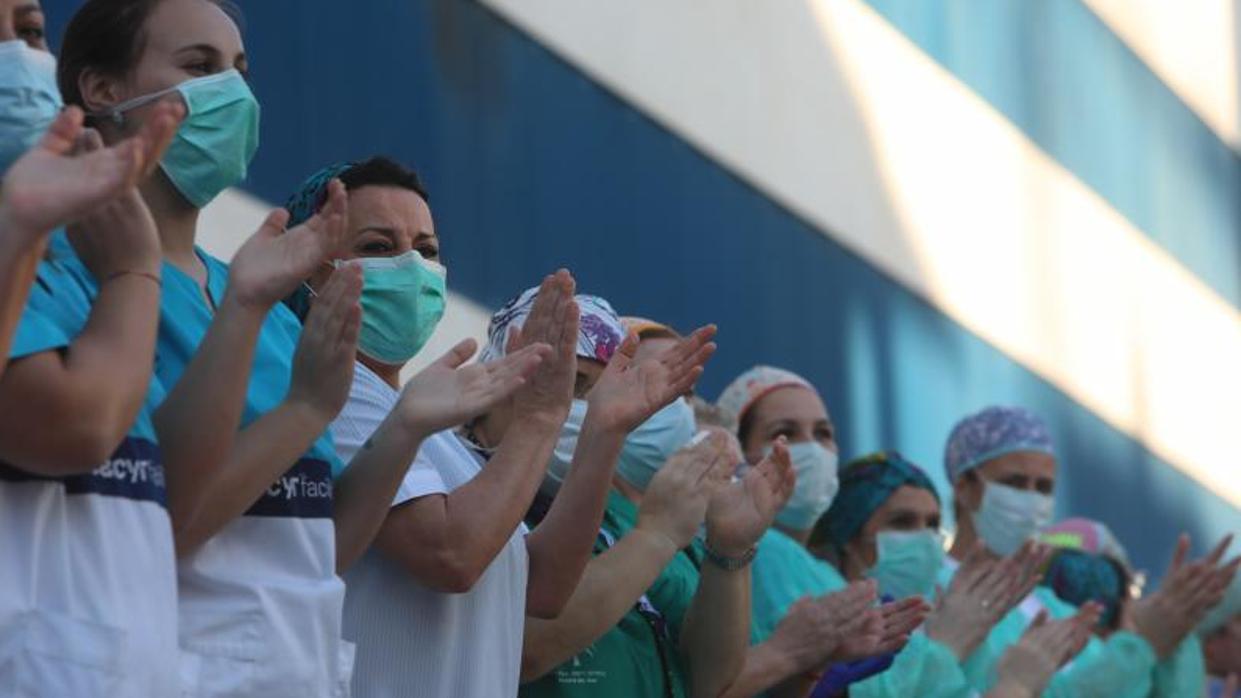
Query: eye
[[417, 245, 440, 261], [358, 239, 395, 255], [1036, 479, 1055, 495], [184, 61, 214, 76], [18, 26, 44, 43]]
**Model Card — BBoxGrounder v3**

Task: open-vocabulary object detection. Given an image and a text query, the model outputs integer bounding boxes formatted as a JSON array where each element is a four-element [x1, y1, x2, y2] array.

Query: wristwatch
[[703, 540, 758, 571]]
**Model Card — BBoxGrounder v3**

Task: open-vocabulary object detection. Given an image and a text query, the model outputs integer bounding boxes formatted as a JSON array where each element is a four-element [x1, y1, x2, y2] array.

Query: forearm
[[525, 418, 624, 617], [682, 562, 752, 698], [332, 413, 427, 572], [0, 230, 45, 376], [172, 400, 327, 554], [376, 416, 561, 591], [522, 527, 678, 681], [157, 294, 267, 521], [1041, 632, 1155, 698], [718, 643, 804, 698], [0, 269, 161, 474]]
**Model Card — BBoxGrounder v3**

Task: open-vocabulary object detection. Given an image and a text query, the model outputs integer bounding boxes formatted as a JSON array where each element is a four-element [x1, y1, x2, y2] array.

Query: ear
[[78, 67, 124, 115], [954, 471, 983, 513]]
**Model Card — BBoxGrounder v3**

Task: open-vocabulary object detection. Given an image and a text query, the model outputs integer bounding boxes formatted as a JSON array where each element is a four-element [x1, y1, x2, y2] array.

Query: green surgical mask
[[866, 529, 945, 600], [107, 69, 259, 208], [341, 250, 447, 365]]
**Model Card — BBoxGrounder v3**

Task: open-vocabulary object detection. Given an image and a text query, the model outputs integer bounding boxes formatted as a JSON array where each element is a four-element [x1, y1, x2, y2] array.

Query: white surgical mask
[[541, 399, 589, 497], [972, 480, 1054, 556], [0, 40, 61, 175], [770, 441, 839, 531]]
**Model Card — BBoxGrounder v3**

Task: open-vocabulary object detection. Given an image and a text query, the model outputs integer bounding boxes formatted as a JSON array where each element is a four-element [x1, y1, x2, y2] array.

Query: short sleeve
[[394, 447, 449, 507], [9, 262, 84, 360]]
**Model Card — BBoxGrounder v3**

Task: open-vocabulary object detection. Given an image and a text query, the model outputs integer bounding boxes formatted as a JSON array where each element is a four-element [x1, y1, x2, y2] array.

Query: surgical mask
[[615, 397, 697, 492], [542, 399, 589, 497], [107, 69, 259, 207], [866, 530, 945, 600], [772, 441, 839, 531], [972, 480, 1054, 556], [0, 40, 61, 175], [341, 250, 447, 365]]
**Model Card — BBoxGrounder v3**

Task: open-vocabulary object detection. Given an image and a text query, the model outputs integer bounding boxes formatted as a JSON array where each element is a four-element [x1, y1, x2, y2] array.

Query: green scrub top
[[520, 490, 705, 698]]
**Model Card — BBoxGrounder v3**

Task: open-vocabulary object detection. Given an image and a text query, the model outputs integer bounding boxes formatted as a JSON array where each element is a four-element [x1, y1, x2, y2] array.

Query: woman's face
[[844, 485, 941, 572], [742, 386, 836, 465], [0, 0, 47, 50], [81, 0, 245, 137], [308, 185, 440, 291]]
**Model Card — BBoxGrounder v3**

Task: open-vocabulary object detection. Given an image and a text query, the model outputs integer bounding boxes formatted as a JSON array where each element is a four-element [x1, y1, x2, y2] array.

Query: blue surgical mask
[[867, 530, 945, 600], [0, 40, 61, 175], [107, 69, 259, 207], [341, 250, 448, 366], [770, 441, 839, 532], [972, 480, 1054, 556], [542, 399, 589, 497], [615, 397, 697, 491]]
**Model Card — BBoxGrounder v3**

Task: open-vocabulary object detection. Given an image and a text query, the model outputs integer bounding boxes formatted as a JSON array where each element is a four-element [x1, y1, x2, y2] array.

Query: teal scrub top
[[5, 233, 165, 500], [751, 528, 968, 697], [938, 559, 1161, 697], [155, 248, 342, 518]]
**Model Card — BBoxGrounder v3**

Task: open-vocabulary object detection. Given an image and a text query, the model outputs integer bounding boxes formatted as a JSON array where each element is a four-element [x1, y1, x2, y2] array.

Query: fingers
[[1204, 534, 1234, 567], [255, 208, 291, 241], [483, 343, 551, 398], [132, 100, 184, 179], [435, 338, 479, 371], [604, 331, 640, 375], [1168, 533, 1191, 576], [38, 106, 85, 155], [517, 275, 558, 350]]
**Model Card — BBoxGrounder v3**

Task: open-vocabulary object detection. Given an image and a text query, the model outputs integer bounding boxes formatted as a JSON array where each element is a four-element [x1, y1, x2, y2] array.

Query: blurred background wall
[[43, 0, 1241, 581]]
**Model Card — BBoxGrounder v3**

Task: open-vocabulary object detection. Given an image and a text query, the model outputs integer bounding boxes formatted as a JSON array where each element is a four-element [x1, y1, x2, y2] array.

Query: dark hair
[[339, 156, 430, 204], [737, 407, 757, 450], [58, 0, 242, 112]]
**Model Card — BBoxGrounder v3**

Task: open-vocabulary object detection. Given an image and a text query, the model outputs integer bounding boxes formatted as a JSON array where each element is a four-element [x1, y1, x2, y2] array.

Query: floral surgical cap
[[943, 406, 1056, 483], [479, 285, 624, 364]]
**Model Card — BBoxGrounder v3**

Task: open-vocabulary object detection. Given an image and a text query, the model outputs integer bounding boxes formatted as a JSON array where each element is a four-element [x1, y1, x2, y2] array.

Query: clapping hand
[[395, 338, 551, 438], [228, 178, 351, 311], [926, 541, 1051, 660], [704, 436, 796, 557], [1, 102, 182, 246], [509, 270, 579, 427], [286, 265, 362, 424], [585, 325, 716, 433], [1131, 534, 1239, 659]]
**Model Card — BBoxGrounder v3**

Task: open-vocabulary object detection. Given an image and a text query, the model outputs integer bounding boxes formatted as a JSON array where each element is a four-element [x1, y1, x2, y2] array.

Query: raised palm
[[834, 596, 928, 661], [398, 338, 551, 437], [228, 178, 350, 310], [510, 270, 579, 421], [704, 437, 795, 556], [586, 325, 716, 432], [1, 103, 181, 242]]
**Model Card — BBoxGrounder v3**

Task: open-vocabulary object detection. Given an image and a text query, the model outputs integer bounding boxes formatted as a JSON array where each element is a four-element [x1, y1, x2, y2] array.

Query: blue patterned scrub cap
[[943, 406, 1056, 483]]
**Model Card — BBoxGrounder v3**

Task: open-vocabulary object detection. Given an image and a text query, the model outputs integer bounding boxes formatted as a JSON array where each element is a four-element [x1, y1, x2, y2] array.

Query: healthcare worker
[[941, 405, 1238, 697], [0, 64, 187, 698], [55, 2, 471, 695], [281, 158, 713, 697], [472, 300, 787, 698], [519, 316, 787, 698], [811, 451, 1051, 698], [714, 366, 931, 697]]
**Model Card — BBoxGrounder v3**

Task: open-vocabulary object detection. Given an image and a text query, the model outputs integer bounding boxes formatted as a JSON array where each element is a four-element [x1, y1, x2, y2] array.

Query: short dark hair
[[339, 156, 430, 204], [58, 0, 242, 112]]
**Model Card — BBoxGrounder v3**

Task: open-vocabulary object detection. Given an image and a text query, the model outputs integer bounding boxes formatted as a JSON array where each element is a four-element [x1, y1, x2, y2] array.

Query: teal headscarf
[[811, 451, 940, 552], [1042, 549, 1128, 630], [280, 161, 357, 320]]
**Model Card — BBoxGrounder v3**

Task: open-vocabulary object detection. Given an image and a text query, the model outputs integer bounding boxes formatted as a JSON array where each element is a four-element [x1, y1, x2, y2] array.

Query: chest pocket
[[1, 609, 126, 698]]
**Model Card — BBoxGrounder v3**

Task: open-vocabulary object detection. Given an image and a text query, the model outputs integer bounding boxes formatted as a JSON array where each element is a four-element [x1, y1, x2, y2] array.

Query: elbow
[[419, 548, 486, 594], [519, 648, 553, 684], [25, 422, 123, 476]]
